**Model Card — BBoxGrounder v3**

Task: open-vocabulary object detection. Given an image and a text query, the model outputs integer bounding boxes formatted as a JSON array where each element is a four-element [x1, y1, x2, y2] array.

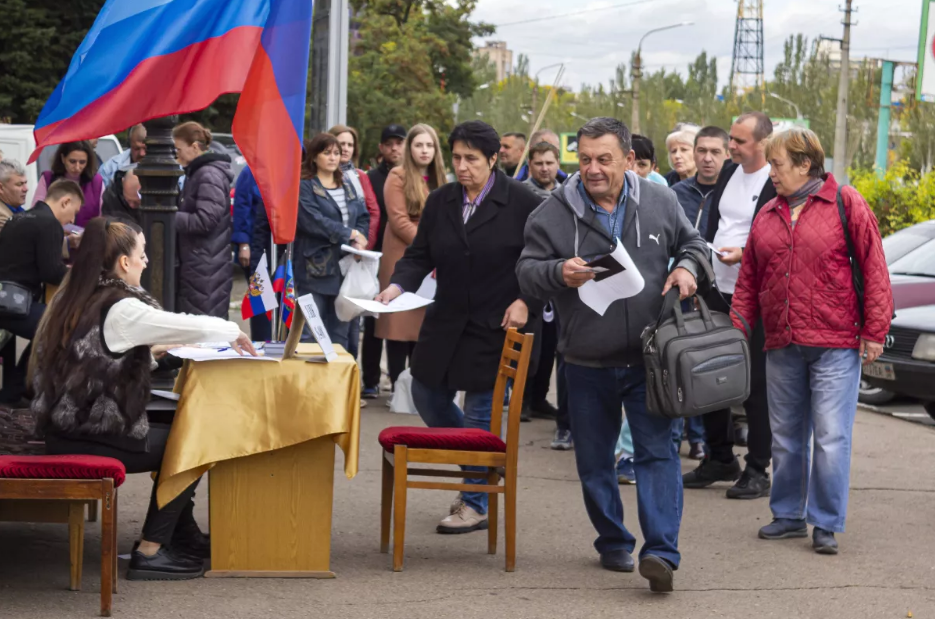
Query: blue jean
[[766, 345, 861, 533], [347, 316, 360, 360], [565, 363, 682, 567], [673, 416, 706, 445], [410, 377, 494, 515]]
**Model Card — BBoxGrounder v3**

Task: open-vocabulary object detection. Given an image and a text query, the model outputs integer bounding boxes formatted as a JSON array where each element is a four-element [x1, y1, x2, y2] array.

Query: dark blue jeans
[[565, 363, 682, 567]]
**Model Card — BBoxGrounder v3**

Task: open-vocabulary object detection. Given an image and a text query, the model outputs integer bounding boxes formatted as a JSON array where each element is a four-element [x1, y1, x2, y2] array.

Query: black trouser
[[46, 424, 200, 546], [386, 340, 416, 386], [555, 353, 570, 432], [0, 302, 45, 402], [361, 316, 383, 389], [524, 318, 559, 406], [703, 290, 771, 473]]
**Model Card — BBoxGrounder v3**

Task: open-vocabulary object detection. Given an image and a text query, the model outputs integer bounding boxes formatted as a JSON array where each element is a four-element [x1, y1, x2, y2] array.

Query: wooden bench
[[0, 454, 124, 616]]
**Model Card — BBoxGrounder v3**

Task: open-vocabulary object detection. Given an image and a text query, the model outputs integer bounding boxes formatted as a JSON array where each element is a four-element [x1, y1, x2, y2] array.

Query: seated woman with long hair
[[30, 217, 256, 581]]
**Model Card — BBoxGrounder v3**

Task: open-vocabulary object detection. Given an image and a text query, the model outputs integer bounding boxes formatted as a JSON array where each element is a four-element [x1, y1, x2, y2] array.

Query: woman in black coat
[[375, 121, 542, 534], [172, 121, 234, 318]]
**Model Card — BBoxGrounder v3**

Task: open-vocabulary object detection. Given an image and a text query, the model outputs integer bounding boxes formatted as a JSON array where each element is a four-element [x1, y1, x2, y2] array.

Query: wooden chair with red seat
[[378, 327, 534, 572], [0, 454, 123, 616]]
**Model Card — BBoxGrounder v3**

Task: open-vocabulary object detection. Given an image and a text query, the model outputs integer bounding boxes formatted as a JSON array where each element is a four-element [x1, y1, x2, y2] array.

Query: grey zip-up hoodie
[[516, 170, 708, 368]]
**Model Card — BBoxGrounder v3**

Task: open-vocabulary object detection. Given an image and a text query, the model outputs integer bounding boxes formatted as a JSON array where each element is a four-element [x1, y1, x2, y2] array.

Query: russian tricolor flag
[[31, 0, 312, 244], [242, 253, 279, 320]]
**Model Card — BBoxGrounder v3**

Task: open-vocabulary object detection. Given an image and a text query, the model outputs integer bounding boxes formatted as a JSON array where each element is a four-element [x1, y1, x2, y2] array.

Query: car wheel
[[925, 402, 935, 422], [858, 380, 895, 405]]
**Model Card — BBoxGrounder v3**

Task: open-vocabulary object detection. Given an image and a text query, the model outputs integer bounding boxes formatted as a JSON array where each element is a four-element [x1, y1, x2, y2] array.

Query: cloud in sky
[[473, 0, 922, 91]]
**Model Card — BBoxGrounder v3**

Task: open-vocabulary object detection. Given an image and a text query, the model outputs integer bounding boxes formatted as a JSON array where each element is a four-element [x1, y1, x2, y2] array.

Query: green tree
[[347, 9, 455, 164], [0, 0, 105, 122]]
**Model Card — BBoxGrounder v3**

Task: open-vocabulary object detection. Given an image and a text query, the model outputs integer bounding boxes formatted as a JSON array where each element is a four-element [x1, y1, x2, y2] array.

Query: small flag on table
[[280, 259, 296, 329], [242, 253, 278, 320]]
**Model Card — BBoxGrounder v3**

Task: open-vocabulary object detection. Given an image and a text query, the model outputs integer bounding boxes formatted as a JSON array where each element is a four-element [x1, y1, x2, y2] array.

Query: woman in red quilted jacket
[[730, 128, 892, 555]]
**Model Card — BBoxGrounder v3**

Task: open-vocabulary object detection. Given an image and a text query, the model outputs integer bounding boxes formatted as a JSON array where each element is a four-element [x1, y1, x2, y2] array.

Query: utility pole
[[832, 0, 854, 181], [309, 0, 349, 133], [631, 52, 642, 134]]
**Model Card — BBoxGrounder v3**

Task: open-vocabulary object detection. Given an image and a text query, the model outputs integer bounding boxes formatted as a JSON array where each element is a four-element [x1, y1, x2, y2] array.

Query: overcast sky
[[472, 0, 922, 91]]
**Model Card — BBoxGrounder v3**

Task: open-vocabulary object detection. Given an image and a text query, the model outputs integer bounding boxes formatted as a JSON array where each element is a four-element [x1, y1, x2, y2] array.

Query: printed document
[[578, 238, 645, 316]]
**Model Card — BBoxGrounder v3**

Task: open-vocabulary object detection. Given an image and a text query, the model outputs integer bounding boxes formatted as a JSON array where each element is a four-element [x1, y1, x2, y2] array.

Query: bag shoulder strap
[[836, 185, 860, 272]]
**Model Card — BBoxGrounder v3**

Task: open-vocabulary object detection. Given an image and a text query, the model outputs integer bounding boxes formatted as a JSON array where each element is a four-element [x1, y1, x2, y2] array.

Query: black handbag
[[641, 290, 751, 419], [0, 281, 32, 318]]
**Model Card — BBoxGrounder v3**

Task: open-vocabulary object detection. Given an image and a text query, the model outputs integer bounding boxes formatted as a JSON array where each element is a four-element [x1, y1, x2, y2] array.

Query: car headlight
[[912, 334, 935, 361]]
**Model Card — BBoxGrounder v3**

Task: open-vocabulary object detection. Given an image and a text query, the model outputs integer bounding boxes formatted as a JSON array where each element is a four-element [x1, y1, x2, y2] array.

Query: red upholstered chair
[[379, 328, 534, 572], [0, 455, 124, 617]]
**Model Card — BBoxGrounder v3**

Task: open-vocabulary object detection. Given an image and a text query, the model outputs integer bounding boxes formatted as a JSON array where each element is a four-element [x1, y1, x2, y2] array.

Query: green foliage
[[0, 0, 105, 122], [346, 9, 455, 164], [850, 161, 935, 237]]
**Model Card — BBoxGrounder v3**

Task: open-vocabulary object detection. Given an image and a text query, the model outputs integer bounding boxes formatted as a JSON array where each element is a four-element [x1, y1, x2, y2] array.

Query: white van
[[0, 124, 122, 206]]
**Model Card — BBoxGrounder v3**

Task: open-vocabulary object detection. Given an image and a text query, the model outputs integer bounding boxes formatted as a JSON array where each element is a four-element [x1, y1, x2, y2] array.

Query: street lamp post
[[768, 92, 803, 120], [136, 115, 183, 311], [631, 22, 693, 134]]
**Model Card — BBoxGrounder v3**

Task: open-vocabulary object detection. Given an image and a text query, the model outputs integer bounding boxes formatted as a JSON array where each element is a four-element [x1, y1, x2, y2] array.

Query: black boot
[[726, 466, 771, 499]]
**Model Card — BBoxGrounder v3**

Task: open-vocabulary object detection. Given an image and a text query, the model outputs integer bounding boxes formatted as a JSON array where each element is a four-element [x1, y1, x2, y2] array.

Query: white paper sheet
[[706, 242, 726, 257], [340, 244, 383, 260], [346, 293, 434, 314], [150, 389, 180, 401], [168, 347, 278, 362], [578, 238, 645, 316]]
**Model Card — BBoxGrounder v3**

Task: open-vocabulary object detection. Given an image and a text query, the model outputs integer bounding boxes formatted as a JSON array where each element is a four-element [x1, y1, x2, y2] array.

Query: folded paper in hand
[[340, 244, 382, 260], [347, 293, 434, 314], [578, 238, 645, 316]]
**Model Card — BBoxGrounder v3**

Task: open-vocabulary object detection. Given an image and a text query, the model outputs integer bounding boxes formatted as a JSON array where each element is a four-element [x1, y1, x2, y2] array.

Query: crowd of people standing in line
[[0, 107, 892, 589]]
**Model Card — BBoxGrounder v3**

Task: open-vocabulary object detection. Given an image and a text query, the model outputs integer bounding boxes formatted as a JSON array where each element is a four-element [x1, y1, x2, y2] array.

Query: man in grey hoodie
[[516, 117, 708, 593]]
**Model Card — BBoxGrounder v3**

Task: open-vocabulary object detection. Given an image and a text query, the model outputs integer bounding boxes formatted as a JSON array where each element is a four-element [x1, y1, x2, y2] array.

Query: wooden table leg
[[100, 480, 115, 617]]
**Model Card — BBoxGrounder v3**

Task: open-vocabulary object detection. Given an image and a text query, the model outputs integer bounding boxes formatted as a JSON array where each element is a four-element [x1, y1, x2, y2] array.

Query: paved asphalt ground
[[2, 397, 934, 619]]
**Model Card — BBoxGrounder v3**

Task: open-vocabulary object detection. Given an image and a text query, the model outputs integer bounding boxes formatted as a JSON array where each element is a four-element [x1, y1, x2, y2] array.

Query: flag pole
[[268, 234, 278, 333], [513, 64, 565, 179]]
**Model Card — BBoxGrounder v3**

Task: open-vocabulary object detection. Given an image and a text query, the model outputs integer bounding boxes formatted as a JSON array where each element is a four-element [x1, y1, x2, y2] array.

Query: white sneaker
[[449, 493, 464, 515], [437, 503, 488, 534]]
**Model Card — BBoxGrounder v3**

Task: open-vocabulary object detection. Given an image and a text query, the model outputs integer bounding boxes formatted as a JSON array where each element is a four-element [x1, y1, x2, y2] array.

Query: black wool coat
[[391, 169, 543, 393]]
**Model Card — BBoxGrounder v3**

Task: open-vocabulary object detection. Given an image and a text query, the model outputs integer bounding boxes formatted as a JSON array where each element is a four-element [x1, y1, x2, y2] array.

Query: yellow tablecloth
[[156, 344, 360, 508]]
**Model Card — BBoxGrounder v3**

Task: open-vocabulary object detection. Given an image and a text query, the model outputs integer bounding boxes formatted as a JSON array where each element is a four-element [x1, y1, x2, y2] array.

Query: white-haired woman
[[664, 123, 700, 186]]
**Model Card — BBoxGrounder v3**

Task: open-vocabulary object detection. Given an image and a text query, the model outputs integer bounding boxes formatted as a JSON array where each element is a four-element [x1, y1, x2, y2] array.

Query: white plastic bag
[[389, 368, 418, 414], [336, 255, 380, 322]]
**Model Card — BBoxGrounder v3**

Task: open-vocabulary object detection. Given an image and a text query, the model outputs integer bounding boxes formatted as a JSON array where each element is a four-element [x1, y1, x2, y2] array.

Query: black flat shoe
[[599, 549, 635, 573], [813, 528, 839, 555], [639, 555, 674, 593], [172, 528, 211, 560], [127, 547, 204, 581]]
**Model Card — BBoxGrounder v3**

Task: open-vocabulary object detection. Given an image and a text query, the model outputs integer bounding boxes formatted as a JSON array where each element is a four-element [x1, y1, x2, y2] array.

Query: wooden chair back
[[489, 328, 535, 465]]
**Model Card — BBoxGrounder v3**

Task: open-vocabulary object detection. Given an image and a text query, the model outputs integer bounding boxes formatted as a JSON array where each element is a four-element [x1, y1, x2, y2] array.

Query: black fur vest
[[32, 280, 160, 448]]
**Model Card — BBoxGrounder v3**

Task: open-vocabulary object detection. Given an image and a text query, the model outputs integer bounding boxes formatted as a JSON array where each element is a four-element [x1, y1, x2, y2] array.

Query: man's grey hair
[[577, 117, 632, 155], [0, 159, 26, 183], [129, 123, 147, 143]]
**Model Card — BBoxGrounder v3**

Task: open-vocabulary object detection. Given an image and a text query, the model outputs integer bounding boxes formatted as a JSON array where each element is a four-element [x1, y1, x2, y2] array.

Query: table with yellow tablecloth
[[156, 343, 360, 578]]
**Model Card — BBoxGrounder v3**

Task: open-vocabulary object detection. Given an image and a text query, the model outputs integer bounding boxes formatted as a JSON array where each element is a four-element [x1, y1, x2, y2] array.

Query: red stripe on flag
[[32, 27, 263, 161], [233, 45, 302, 245]]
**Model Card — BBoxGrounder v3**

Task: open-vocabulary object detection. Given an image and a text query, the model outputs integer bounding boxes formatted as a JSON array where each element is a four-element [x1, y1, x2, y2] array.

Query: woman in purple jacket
[[32, 141, 103, 228]]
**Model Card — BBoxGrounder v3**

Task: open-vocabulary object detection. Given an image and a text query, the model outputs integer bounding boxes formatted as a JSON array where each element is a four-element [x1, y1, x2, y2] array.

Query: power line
[[493, 0, 657, 28]]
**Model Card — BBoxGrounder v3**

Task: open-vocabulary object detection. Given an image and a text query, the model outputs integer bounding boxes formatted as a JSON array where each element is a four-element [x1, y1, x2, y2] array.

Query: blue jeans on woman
[[303, 292, 350, 350], [410, 377, 494, 515], [766, 345, 861, 533], [565, 363, 682, 567]]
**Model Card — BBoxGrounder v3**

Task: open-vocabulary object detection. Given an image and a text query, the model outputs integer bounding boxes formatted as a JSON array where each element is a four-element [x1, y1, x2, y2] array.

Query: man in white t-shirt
[[682, 112, 777, 500]]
